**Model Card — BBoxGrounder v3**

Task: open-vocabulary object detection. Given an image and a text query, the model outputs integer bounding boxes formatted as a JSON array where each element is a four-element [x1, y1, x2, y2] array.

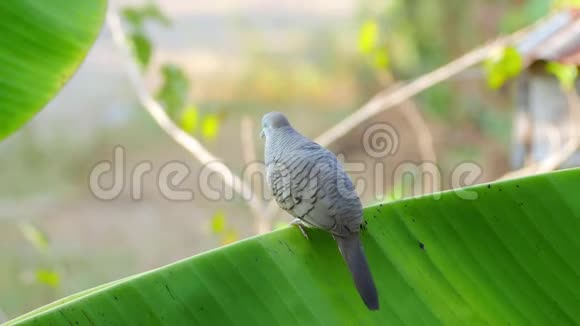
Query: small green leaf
[[156, 64, 190, 118], [546, 61, 578, 90], [484, 47, 523, 89], [19, 223, 49, 252], [201, 114, 220, 140], [141, 4, 171, 26], [180, 106, 199, 133], [211, 211, 226, 234], [122, 8, 143, 29], [372, 51, 390, 70], [358, 20, 378, 54], [486, 69, 506, 90], [500, 47, 522, 76], [36, 269, 60, 288], [122, 4, 170, 30], [128, 32, 152, 68]]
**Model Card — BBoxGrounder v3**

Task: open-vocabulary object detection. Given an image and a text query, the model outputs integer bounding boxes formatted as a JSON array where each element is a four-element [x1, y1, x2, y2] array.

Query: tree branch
[[107, 12, 267, 232], [314, 29, 529, 148]]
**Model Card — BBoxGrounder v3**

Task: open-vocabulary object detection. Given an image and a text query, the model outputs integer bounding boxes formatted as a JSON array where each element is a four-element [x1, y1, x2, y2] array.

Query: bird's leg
[[290, 218, 309, 240]]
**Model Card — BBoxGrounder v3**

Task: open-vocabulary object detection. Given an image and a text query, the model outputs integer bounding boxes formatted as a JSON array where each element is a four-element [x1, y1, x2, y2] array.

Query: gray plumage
[[261, 112, 379, 311]]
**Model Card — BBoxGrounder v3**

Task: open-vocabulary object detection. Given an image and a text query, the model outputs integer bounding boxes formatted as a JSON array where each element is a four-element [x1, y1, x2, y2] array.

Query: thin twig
[[499, 163, 537, 180], [399, 101, 439, 194], [241, 116, 257, 166], [107, 12, 266, 231], [536, 137, 580, 172], [402, 103, 437, 163], [240, 116, 270, 233]]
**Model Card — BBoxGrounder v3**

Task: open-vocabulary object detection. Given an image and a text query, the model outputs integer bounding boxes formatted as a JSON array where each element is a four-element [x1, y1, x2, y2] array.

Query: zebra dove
[[261, 112, 379, 310]]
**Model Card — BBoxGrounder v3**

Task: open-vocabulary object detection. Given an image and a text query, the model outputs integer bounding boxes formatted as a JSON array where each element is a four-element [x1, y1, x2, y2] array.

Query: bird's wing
[[268, 145, 344, 232]]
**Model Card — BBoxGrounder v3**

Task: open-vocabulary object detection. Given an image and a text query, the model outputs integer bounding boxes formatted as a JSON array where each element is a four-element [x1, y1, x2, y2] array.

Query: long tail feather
[[334, 233, 379, 310]]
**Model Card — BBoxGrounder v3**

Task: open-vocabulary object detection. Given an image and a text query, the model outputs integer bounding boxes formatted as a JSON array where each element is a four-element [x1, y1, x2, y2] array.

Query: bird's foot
[[290, 218, 309, 240]]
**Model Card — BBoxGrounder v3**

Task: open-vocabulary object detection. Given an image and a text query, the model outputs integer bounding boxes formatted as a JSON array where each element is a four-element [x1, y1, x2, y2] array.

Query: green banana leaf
[[0, 0, 107, 141], [6, 168, 580, 325]]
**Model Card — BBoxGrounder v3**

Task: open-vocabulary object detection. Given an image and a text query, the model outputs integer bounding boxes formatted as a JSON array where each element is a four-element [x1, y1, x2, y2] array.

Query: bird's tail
[[334, 233, 379, 310]]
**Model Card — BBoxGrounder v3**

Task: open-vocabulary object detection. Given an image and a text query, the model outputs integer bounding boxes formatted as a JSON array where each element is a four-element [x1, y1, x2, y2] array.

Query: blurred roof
[[517, 9, 580, 66]]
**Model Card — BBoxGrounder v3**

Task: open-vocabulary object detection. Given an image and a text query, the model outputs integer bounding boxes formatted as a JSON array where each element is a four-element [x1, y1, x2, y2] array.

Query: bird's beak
[[260, 129, 265, 139]]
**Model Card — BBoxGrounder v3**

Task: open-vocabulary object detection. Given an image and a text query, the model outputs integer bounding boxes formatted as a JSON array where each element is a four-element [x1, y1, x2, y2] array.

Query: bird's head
[[261, 112, 291, 139]]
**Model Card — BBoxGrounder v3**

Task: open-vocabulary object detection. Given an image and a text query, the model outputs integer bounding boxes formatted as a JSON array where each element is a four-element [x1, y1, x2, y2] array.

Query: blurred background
[[1, 0, 578, 319]]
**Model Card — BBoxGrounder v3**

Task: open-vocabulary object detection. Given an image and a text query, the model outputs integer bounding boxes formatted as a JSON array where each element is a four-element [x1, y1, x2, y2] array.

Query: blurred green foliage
[[546, 62, 579, 90], [180, 106, 199, 133], [553, 0, 580, 9], [122, 4, 170, 28], [358, 20, 390, 71], [211, 211, 226, 234], [123, 4, 225, 142], [122, 4, 170, 68], [484, 47, 523, 89], [500, 0, 551, 32], [419, 84, 454, 120], [128, 33, 152, 68], [18, 223, 49, 253], [201, 114, 221, 140], [18, 223, 61, 290], [210, 211, 239, 245], [35, 269, 60, 288], [358, 20, 378, 54], [354, 0, 557, 149], [156, 64, 191, 117]]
